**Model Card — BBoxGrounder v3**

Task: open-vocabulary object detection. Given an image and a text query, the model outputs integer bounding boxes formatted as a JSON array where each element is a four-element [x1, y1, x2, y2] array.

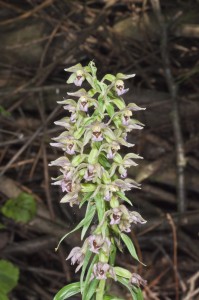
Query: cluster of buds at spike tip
[[50, 62, 147, 300]]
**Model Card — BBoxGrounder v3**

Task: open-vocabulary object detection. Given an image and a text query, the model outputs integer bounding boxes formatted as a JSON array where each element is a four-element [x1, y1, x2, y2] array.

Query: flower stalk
[[50, 61, 147, 300]]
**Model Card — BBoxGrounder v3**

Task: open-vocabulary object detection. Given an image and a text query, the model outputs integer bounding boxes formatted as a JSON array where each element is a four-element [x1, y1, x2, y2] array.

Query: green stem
[[96, 279, 106, 300]]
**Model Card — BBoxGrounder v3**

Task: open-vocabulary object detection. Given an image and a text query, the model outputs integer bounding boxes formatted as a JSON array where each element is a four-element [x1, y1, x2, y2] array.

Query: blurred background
[[0, 0, 199, 299]]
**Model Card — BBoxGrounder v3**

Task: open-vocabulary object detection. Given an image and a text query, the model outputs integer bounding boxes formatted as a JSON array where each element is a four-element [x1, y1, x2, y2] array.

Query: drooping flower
[[92, 124, 103, 142], [66, 247, 85, 272], [110, 207, 123, 225], [74, 70, 85, 86], [91, 262, 116, 281], [78, 96, 89, 112], [129, 211, 147, 225], [107, 142, 120, 159], [121, 110, 132, 126], [115, 80, 129, 96], [130, 273, 147, 287], [88, 235, 111, 255]]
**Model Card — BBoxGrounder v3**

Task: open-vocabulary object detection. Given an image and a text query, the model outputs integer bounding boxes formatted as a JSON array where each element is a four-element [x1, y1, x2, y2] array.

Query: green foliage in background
[[1, 192, 37, 223], [0, 260, 20, 300]]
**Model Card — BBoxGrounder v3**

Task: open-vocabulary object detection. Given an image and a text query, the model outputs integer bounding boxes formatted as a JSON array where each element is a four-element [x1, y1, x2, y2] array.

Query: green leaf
[[56, 205, 96, 250], [81, 203, 96, 240], [0, 293, 9, 300], [116, 191, 133, 206], [82, 255, 98, 300], [98, 153, 111, 169], [80, 250, 92, 293], [116, 276, 137, 300], [103, 296, 124, 300], [1, 193, 37, 223], [95, 194, 105, 222], [53, 282, 81, 300], [0, 106, 11, 117], [0, 260, 19, 295], [106, 103, 115, 117], [79, 192, 94, 208], [121, 234, 145, 265], [85, 279, 99, 300], [88, 148, 99, 164]]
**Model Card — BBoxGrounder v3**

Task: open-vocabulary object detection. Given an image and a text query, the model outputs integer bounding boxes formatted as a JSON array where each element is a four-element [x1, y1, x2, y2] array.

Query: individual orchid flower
[[83, 164, 103, 182], [114, 79, 129, 96], [106, 142, 120, 159], [51, 167, 75, 192], [49, 156, 70, 168], [109, 205, 131, 232], [129, 211, 147, 225], [110, 207, 123, 225], [65, 63, 88, 87], [88, 235, 111, 255], [51, 133, 82, 155], [130, 273, 147, 287], [91, 262, 116, 281], [103, 183, 119, 201], [121, 110, 132, 126], [66, 247, 85, 272]]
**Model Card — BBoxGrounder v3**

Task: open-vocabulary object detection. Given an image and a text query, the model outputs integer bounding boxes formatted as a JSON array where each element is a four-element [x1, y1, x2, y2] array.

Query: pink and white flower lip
[[84, 165, 95, 181], [66, 143, 76, 155], [74, 70, 84, 86], [115, 80, 129, 96], [66, 247, 85, 272], [79, 96, 89, 112], [122, 110, 132, 126]]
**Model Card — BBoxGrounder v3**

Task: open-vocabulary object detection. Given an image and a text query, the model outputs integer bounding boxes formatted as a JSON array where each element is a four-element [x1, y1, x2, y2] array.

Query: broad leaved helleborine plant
[[50, 61, 147, 300]]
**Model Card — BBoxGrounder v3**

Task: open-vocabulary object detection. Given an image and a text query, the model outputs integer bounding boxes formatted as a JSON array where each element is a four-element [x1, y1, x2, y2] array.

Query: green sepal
[[113, 153, 123, 164], [64, 63, 83, 72], [53, 282, 81, 300], [111, 98, 126, 110], [73, 127, 85, 139], [66, 73, 76, 84], [102, 74, 116, 82], [116, 73, 136, 80]]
